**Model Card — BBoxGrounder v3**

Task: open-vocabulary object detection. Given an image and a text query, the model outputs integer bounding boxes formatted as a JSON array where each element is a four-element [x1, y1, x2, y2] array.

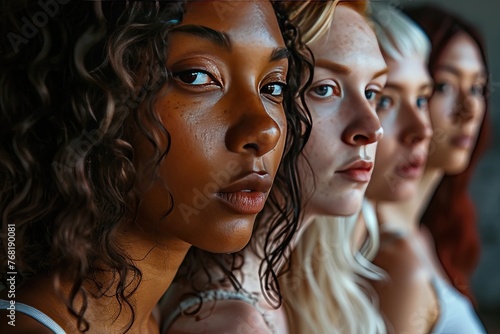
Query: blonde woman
[[161, 1, 388, 333], [278, 2, 386, 334]]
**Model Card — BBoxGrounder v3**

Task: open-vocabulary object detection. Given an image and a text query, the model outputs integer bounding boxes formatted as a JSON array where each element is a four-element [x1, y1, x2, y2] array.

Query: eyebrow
[[170, 24, 231, 51], [384, 82, 434, 92], [315, 59, 351, 75], [372, 68, 389, 80], [435, 64, 487, 80], [270, 47, 290, 62]]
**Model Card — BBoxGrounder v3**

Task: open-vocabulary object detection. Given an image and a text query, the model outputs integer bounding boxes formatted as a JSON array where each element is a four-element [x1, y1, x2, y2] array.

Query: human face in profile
[[426, 32, 486, 174], [301, 5, 387, 218], [365, 55, 433, 201], [136, 0, 289, 253]]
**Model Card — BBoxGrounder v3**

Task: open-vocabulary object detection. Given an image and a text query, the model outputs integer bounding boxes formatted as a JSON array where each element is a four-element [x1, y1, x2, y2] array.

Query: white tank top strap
[[0, 299, 66, 333]]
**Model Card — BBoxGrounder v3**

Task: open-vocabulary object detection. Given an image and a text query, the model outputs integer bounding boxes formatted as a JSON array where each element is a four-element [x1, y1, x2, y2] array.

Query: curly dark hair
[[1, 0, 313, 332], [1, 0, 186, 331], [174, 0, 314, 310]]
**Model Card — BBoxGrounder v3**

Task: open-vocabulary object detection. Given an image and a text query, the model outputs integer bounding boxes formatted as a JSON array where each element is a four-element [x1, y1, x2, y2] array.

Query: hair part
[[369, 2, 430, 63]]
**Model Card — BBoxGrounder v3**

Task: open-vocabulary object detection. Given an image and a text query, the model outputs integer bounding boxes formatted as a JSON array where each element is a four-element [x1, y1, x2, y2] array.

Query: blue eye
[[376, 96, 393, 112], [417, 96, 429, 110], [173, 70, 215, 85], [365, 89, 380, 102], [262, 83, 286, 97], [314, 85, 333, 97]]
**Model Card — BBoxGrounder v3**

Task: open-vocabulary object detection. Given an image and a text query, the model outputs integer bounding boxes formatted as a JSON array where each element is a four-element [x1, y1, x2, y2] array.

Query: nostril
[[243, 143, 259, 151], [353, 134, 369, 145]]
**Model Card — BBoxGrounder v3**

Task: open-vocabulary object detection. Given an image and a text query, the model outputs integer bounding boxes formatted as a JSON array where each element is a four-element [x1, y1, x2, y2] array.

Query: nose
[[400, 102, 433, 145], [225, 98, 282, 157], [455, 90, 479, 124], [341, 103, 383, 146]]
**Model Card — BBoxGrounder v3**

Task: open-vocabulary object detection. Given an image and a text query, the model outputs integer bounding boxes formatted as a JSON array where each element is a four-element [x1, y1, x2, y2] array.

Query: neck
[[370, 168, 444, 234], [238, 211, 317, 306], [38, 220, 190, 333], [104, 223, 191, 332]]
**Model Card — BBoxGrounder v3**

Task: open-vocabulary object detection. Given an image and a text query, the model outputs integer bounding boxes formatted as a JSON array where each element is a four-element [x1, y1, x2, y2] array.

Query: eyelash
[[261, 82, 287, 102], [309, 84, 340, 99], [434, 81, 486, 98], [172, 69, 287, 103], [365, 89, 381, 102], [172, 70, 219, 87]]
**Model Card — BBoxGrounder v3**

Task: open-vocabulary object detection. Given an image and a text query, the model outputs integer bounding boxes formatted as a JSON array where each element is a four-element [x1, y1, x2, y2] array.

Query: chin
[[194, 218, 254, 254], [444, 156, 471, 175], [327, 194, 363, 217]]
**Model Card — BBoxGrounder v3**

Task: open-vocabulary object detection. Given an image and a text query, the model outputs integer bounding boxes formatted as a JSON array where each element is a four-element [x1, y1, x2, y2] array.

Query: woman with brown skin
[[0, 0, 312, 332], [161, 1, 388, 333], [404, 4, 491, 302], [365, 4, 486, 333]]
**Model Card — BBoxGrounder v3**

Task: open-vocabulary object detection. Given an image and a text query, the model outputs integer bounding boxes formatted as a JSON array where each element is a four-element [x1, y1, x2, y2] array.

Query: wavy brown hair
[[1, 0, 186, 331]]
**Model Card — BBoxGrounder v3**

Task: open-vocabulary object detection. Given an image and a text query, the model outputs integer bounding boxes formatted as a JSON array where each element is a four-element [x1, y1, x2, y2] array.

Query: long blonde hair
[[281, 214, 385, 334], [280, 1, 386, 333]]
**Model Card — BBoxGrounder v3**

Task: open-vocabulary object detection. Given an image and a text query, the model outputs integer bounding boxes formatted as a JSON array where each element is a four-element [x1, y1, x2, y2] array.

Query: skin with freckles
[[301, 5, 387, 219], [135, 0, 288, 254], [365, 55, 433, 201], [426, 32, 487, 174]]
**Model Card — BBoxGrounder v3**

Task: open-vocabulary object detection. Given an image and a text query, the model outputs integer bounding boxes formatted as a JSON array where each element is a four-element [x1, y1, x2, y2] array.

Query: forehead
[[386, 56, 431, 86], [309, 5, 383, 67], [181, 0, 283, 45], [436, 32, 485, 74]]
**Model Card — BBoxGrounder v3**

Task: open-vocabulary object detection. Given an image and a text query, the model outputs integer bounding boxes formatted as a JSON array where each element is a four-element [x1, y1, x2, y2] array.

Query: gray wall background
[[400, 0, 500, 322]]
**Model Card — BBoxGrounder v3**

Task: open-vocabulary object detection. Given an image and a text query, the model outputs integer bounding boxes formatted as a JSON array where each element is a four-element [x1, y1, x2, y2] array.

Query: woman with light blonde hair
[[280, 2, 386, 333]]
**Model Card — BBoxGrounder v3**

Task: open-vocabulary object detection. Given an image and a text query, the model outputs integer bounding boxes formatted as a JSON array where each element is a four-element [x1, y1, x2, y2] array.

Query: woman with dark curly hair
[[160, 1, 387, 333], [404, 4, 491, 303], [0, 0, 312, 332]]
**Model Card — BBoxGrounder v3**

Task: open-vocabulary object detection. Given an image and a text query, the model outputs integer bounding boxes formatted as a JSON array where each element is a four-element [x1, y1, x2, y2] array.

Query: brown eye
[[262, 83, 286, 97], [471, 84, 485, 97], [174, 70, 216, 85], [434, 82, 452, 94]]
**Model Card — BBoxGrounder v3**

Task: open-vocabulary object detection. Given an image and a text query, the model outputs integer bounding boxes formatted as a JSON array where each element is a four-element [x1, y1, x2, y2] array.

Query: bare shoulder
[[166, 299, 270, 334]]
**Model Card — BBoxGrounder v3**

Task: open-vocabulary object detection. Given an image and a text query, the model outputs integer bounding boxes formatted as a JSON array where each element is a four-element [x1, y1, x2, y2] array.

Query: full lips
[[216, 192, 267, 214]]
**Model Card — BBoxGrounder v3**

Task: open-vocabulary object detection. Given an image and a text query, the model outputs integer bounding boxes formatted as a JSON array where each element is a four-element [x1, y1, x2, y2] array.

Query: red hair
[[404, 4, 491, 302]]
